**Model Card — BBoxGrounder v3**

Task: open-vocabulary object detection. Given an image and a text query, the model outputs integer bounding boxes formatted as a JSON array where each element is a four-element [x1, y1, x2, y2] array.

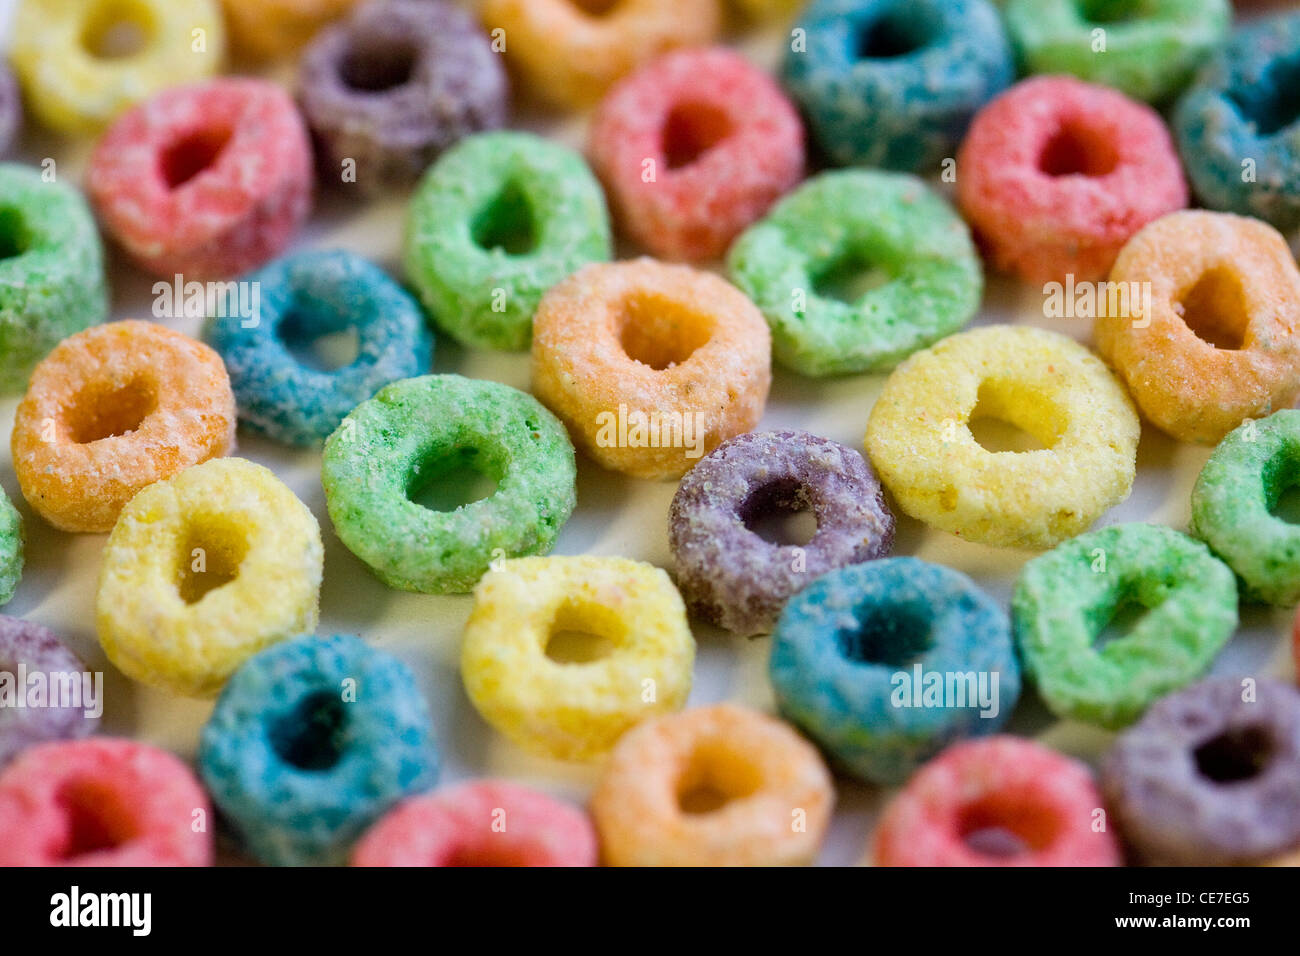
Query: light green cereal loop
[[403, 131, 612, 352], [1013, 523, 1238, 730], [1003, 0, 1231, 104], [322, 374, 577, 595], [727, 170, 981, 378], [1192, 410, 1300, 606]]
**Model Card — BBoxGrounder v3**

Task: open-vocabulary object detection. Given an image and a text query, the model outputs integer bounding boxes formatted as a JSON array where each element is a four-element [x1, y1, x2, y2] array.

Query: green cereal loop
[[0, 487, 22, 606], [1191, 410, 1300, 605], [321, 374, 577, 595], [403, 131, 612, 352], [727, 170, 981, 378], [0, 163, 107, 392], [1013, 523, 1237, 729], [1003, 0, 1231, 104]]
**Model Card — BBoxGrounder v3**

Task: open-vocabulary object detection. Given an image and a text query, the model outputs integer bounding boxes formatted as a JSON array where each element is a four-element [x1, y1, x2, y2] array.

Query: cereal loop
[[87, 78, 313, 280], [461, 556, 695, 761], [352, 781, 597, 867], [0, 738, 214, 866], [872, 736, 1121, 866], [865, 325, 1139, 549], [96, 458, 323, 697], [481, 0, 722, 109], [531, 259, 771, 480], [10, 0, 225, 135], [12, 321, 236, 534], [590, 704, 834, 866], [589, 47, 804, 262], [1095, 210, 1300, 444]]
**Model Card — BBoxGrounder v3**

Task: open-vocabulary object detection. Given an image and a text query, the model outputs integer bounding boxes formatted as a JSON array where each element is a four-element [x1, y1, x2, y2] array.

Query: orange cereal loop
[[12, 321, 236, 533], [590, 704, 834, 866], [1094, 210, 1300, 445], [220, 0, 359, 60], [530, 258, 771, 480], [481, 0, 722, 108]]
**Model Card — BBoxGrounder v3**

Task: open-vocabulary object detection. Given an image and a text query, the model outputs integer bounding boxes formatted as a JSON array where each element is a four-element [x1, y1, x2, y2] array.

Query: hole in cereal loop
[[270, 690, 350, 771], [1194, 726, 1274, 783], [160, 127, 234, 190], [80, 0, 156, 59], [741, 479, 818, 547], [67, 376, 156, 444], [176, 518, 248, 605], [618, 292, 713, 370], [661, 102, 734, 170], [406, 447, 500, 513], [1177, 266, 1247, 351], [471, 180, 539, 256]]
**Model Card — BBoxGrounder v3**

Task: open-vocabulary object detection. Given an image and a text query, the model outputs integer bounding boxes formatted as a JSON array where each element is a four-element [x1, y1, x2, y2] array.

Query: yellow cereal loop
[[10, 0, 225, 135], [865, 325, 1139, 550], [96, 457, 323, 698], [461, 556, 695, 761]]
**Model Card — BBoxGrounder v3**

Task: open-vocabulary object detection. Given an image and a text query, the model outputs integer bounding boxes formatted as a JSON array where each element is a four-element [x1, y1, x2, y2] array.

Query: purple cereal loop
[[668, 429, 895, 636], [0, 616, 99, 768], [296, 0, 509, 193], [1103, 675, 1300, 865]]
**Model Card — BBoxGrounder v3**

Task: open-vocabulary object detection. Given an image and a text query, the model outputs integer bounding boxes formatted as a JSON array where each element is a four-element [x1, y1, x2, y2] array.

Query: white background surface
[[0, 0, 1296, 866]]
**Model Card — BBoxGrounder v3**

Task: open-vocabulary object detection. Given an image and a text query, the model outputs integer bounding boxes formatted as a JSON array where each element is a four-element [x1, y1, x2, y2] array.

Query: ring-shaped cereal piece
[[1102, 676, 1300, 865], [728, 170, 982, 377], [352, 781, 597, 867], [0, 618, 98, 769], [480, 0, 722, 109], [781, 0, 1013, 173], [96, 457, 323, 697], [872, 736, 1121, 866], [1175, 13, 1300, 232], [199, 634, 440, 866], [0, 63, 21, 155], [404, 131, 611, 351], [220, 0, 359, 60], [12, 321, 236, 534], [957, 76, 1188, 284], [1094, 210, 1300, 445], [668, 430, 895, 637], [87, 78, 313, 280], [0, 738, 214, 866], [864, 325, 1140, 550], [1013, 524, 1238, 729], [530, 259, 771, 480], [9, 0, 225, 135], [770, 558, 1020, 785], [0, 163, 108, 394], [203, 249, 433, 447], [322, 375, 577, 595], [1192, 411, 1300, 605], [1004, 0, 1230, 104], [590, 704, 834, 866], [297, 0, 509, 194], [461, 556, 695, 761], [588, 47, 804, 263]]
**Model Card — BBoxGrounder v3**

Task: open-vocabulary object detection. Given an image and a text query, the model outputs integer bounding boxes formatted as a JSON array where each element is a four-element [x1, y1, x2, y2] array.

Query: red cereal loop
[[0, 738, 214, 866], [589, 47, 804, 263], [871, 736, 1122, 867], [352, 781, 597, 867], [957, 75, 1187, 284], [87, 78, 313, 280]]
